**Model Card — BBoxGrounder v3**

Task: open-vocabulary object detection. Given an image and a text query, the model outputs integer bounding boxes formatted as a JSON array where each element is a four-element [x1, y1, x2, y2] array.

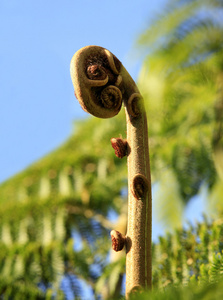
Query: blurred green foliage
[[130, 279, 223, 300], [0, 113, 127, 298], [137, 0, 223, 226]]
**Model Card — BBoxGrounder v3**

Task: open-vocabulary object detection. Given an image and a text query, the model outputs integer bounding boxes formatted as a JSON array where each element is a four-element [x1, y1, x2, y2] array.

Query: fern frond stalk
[[70, 45, 152, 297]]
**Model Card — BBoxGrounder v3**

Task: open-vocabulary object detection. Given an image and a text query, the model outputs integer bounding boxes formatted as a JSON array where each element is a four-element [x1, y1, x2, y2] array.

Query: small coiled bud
[[131, 174, 149, 200], [127, 93, 143, 118], [86, 64, 107, 81]]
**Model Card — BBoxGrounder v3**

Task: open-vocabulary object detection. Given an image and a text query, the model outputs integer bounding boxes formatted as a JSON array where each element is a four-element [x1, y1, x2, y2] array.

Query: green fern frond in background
[[152, 217, 223, 288], [0, 113, 127, 299], [129, 217, 223, 300], [130, 278, 223, 300]]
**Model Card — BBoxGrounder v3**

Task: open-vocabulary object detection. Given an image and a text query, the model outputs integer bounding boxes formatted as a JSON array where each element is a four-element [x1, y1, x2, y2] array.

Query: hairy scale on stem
[[111, 138, 127, 158], [70, 45, 152, 298], [110, 230, 126, 252]]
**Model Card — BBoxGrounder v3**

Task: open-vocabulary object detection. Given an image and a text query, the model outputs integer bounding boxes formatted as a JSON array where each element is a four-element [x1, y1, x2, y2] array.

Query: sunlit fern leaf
[[1, 223, 12, 245], [39, 175, 51, 199], [58, 169, 72, 197], [209, 252, 223, 283], [129, 278, 223, 300], [0, 277, 45, 299]]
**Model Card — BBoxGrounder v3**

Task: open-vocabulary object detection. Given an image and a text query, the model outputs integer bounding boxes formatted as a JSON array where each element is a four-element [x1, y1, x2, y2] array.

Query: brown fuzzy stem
[[70, 46, 152, 298], [125, 100, 152, 296]]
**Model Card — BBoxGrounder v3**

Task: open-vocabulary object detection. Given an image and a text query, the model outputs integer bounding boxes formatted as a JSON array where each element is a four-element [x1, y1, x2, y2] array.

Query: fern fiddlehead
[[70, 45, 152, 297]]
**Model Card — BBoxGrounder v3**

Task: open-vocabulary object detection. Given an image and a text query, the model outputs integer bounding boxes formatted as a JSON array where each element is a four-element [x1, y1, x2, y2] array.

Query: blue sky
[[0, 0, 169, 183]]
